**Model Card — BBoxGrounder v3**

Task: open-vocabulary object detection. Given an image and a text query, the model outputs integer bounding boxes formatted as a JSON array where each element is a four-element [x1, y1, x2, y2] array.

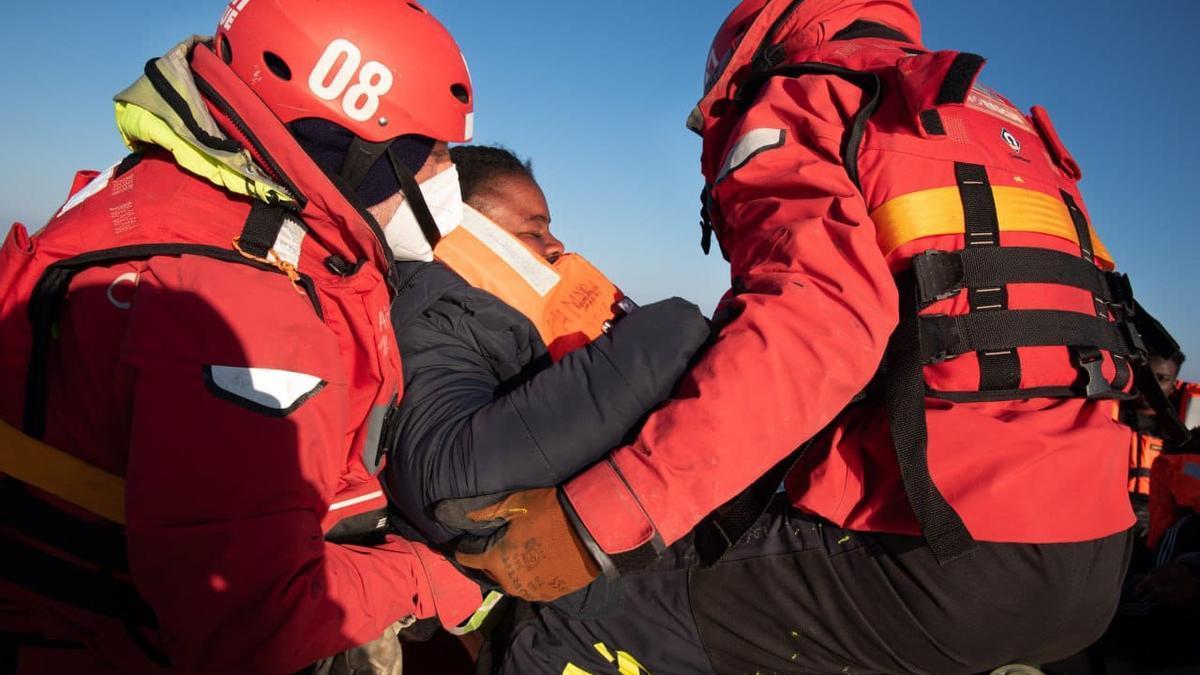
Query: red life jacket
[[692, 5, 1188, 562], [0, 41, 478, 674]]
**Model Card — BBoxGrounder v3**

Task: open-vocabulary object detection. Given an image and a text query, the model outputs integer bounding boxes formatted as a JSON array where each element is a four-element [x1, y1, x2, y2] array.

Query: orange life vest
[[434, 205, 630, 360], [1129, 429, 1164, 497], [1147, 453, 1200, 549]]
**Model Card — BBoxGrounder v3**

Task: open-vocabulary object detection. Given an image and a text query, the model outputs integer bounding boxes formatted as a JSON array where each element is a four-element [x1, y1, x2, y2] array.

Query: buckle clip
[[912, 250, 964, 306], [1071, 346, 1111, 398], [1104, 271, 1136, 317]]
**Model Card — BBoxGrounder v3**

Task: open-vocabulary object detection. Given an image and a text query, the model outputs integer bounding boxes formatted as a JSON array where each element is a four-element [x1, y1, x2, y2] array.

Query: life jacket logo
[[1001, 128, 1021, 154]]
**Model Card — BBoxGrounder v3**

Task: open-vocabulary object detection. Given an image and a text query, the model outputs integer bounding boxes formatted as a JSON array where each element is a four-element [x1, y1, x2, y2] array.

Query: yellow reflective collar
[[114, 102, 294, 206]]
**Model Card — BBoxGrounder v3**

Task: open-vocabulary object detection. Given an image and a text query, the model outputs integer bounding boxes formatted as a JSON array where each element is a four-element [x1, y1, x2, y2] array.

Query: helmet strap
[[387, 145, 444, 249], [339, 136, 392, 192]]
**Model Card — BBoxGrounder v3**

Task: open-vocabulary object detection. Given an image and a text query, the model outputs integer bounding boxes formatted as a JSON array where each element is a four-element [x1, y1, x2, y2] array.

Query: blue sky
[[1, 1, 1197, 378]]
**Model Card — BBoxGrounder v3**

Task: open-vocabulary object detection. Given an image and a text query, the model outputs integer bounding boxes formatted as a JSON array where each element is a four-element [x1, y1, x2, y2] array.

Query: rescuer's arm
[[385, 294, 710, 544], [563, 76, 900, 551], [455, 76, 900, 596], [119, 259, 477, 674]]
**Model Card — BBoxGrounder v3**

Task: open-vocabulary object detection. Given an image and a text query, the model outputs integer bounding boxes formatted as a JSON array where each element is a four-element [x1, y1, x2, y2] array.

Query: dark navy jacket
[[383, 260, 711, 546]]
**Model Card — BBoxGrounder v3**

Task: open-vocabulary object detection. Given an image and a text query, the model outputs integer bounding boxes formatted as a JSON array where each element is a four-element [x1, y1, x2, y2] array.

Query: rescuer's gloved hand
[[452, 488, 601, 602]]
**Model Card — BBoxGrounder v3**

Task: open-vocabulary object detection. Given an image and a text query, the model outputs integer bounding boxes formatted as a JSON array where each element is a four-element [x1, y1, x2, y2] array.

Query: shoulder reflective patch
[[718, 128, 787, 182], [203, 365, 326, 417], [57, 163, 118, 217]]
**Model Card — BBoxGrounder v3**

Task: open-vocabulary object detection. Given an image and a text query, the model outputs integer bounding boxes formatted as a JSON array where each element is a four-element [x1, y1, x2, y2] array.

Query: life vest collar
[[114, 37, 295, 207], [114, 37, 396, 276]]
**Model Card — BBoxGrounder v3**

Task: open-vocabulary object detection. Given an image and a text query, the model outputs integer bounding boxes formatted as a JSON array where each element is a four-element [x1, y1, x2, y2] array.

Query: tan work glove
[[452, 488, 601, 602]]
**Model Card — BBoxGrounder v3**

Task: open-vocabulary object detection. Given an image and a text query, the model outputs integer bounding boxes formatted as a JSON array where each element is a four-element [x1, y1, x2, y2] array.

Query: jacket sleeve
[[385, 294, 710, 544], [563, 74, 901, 553], [118, 258, 469, 675]]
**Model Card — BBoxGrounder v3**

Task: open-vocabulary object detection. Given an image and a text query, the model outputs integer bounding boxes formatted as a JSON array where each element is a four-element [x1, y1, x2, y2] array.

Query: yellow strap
[[870, 185, 1114, 267], [0, 418, 126, 524]]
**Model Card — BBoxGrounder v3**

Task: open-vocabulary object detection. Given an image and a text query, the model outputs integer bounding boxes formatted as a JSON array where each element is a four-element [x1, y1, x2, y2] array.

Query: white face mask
[[383, 164, 464, 262]]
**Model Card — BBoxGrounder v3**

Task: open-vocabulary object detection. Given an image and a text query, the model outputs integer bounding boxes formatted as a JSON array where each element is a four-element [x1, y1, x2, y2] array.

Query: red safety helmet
[[215, 0, 473, 144], [704, 0, 770, 94]]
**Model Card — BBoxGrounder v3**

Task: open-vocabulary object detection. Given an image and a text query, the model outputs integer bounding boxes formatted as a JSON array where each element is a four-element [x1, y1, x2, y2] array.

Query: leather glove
[[452, 488, 601, 602]]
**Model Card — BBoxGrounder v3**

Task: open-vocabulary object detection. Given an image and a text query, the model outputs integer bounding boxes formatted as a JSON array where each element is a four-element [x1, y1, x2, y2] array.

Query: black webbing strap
[[955, 163, 1021, 391], [236, 200, 287, 259], [340, 136, 392, 192], [1128, 298, 1191, 444], [737, 63, 881, 190], [885, 277, 978, 565], [920, 310, 1135, 363], [1061, 190, 1096, 263], [694, 441, 812, 567], [912, 247, 1116, 306], [388, 148, 445, 249], [936, 53, 985, 106], [829, 19, 915, 44]]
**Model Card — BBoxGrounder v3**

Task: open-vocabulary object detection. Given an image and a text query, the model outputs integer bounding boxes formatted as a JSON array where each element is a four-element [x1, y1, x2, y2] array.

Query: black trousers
[[495, 498, 1132, 675]]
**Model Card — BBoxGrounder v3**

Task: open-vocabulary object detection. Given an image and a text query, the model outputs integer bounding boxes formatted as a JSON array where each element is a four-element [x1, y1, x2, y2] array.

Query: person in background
[[1125, 351, 1186, 540]]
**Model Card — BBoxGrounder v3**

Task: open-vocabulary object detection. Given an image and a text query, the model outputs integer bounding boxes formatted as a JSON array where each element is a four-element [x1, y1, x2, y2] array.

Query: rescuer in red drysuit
[[0, 1, 486, 672], [443, 1, 1190, 672]]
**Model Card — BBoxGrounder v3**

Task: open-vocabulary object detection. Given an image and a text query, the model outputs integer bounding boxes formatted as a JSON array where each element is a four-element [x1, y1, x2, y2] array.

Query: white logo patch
[[106, 272, 139, 310], [1001, 128, 1021, 154], [718, 128, 787, 182], [205, 365, 324, 415]]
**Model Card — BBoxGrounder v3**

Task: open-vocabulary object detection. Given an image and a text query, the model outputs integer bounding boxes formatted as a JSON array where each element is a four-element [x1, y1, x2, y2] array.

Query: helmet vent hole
[[407, 2, 428, 13], [218, 35, 234, 65], [450, 83, 470, 104], [263, 52, 292, 81]]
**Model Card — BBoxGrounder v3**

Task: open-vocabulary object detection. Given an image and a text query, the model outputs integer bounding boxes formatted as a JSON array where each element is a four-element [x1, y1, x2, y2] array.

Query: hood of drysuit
[[111, 37, 422, 273], [691, 0, 921, 150]]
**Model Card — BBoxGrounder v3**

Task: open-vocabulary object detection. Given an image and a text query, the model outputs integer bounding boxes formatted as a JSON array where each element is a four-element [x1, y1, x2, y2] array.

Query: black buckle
[[1118, 320, 1148, 365], [912, 250, 964, 306], [1071, 346, 1112, 398], [1104, 271, 1135, 316]]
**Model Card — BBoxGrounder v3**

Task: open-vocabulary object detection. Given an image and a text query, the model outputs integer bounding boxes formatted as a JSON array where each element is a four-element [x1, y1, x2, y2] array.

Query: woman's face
[[470, 173, 564, 263]]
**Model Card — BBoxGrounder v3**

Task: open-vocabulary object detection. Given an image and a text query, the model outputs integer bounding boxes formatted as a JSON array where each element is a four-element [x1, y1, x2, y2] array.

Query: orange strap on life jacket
[[0, 418, 126, 524], [1129, 430, 1163, 497], [434, 205, 627, 360]]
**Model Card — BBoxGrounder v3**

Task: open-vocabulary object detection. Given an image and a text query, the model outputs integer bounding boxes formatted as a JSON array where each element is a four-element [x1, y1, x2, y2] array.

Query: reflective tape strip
[[453, 205, 560, 296], [870, 185, 1114, 268], [0, 419, 125, 524], [57, 164, 117, 217], [206, 365, 324, 412], [718, 128, 786, 182], [328, 490, 384, 512], [447, 590, 504, 636]]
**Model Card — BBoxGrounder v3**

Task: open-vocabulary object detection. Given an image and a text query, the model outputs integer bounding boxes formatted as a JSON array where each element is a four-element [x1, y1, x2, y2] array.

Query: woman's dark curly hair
[[449, 145, 535, 203]]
